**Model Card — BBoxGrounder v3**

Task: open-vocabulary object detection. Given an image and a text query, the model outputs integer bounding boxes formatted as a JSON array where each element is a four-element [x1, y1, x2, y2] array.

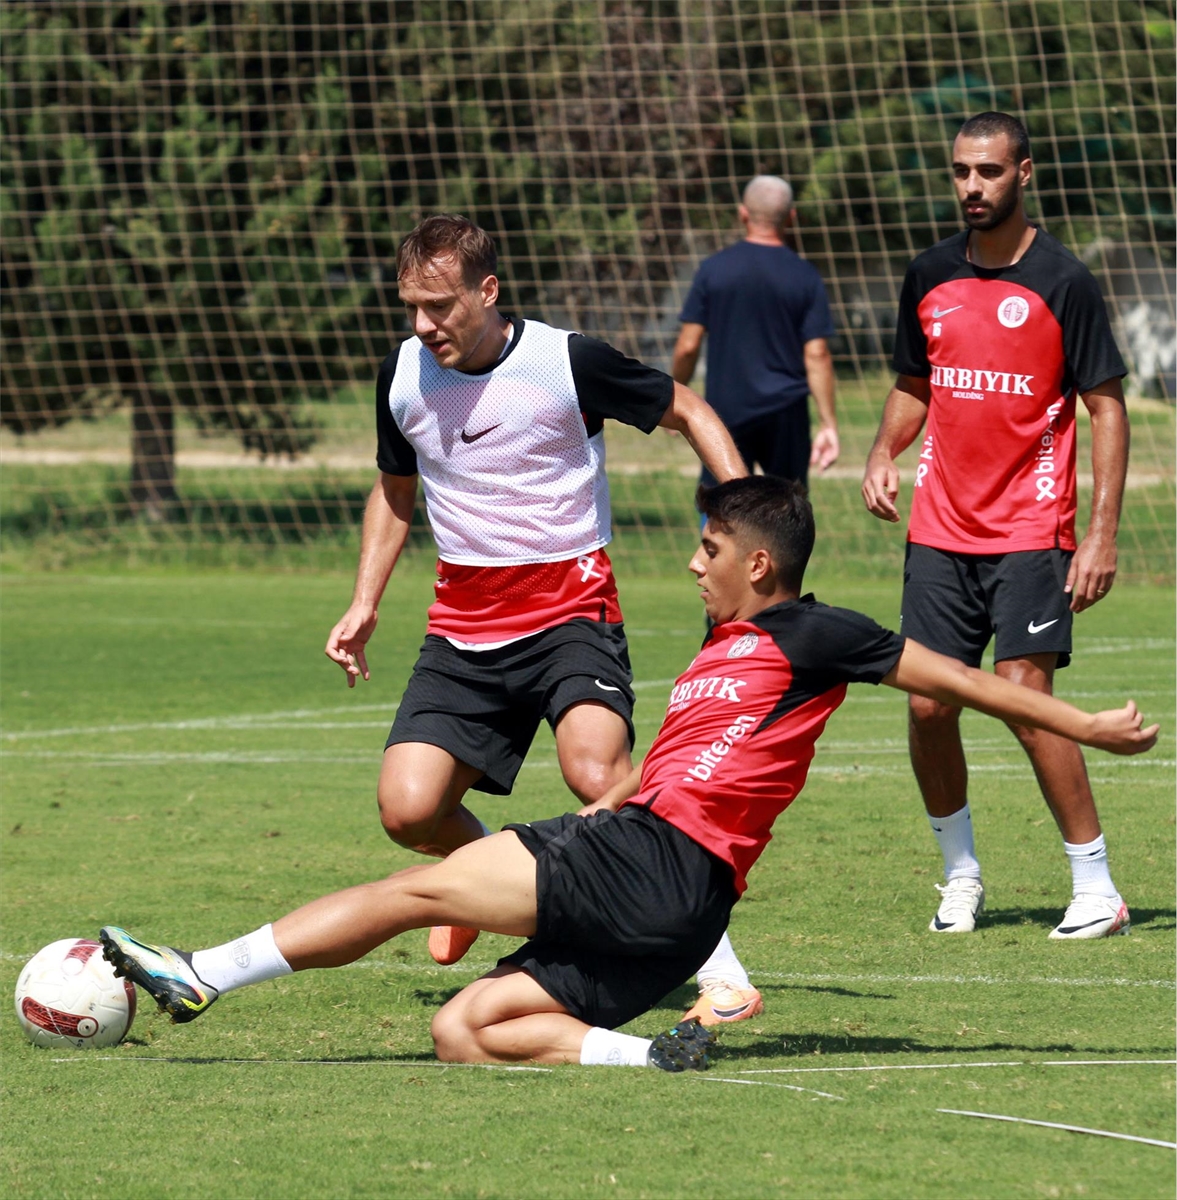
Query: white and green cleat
[[100, 926, 219, 1023]]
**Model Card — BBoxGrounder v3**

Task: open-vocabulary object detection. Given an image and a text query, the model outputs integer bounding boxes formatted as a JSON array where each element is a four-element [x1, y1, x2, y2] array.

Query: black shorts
[[902, 543, 1073, 669], [700, 401, 812, 489], [500, 806, 737, 1029], [386, 619, 635, 796]]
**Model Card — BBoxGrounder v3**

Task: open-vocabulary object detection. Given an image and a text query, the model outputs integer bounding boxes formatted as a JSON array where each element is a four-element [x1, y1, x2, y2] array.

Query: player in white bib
[[324, 215, 748, 972]]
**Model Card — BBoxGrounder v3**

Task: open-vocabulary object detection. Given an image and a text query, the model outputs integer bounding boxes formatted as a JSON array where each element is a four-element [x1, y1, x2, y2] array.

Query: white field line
[[936, 1108, 1177, 1149], [48, 1055, 550, 1072], [3, 952, 1173, 992], [0, 679, 680, 743], [741, 1059, 1177, 1076], [702, 1076, 845, 1100], [6, 750, 1173, 779], [0, 703, 398, 741]]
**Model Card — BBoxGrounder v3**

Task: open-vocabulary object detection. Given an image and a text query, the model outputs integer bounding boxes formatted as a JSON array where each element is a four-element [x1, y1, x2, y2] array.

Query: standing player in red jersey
[[862, 112, 1133, 939], [323, 215, 746, 966], [101, 476, 1158, 1069]]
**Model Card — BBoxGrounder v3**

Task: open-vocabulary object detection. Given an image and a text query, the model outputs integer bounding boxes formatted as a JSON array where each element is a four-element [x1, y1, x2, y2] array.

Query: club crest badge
[[996, 295, 1030, 328], [727, 633, 759, 659]]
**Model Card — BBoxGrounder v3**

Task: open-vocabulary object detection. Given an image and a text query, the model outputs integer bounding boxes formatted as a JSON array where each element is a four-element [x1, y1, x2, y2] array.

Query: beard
[[961, 182, 1021, 231]]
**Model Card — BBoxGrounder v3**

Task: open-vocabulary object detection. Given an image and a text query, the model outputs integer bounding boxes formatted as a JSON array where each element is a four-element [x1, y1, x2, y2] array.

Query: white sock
[[190, 924, 293, 995], [695, 930, 752, 991], [1063, 834, 1118, 898], [579, 1026, 654, 1067], [928, 804, 982, 881]]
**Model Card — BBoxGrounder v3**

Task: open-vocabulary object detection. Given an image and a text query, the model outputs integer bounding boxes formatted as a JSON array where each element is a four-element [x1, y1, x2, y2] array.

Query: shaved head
[[741, 175, 795, 231]]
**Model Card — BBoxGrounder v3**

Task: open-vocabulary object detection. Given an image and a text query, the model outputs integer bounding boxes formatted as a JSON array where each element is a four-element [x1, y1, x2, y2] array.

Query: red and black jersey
[[621, 597, 905, 894], [892, 228, 1126, 554]]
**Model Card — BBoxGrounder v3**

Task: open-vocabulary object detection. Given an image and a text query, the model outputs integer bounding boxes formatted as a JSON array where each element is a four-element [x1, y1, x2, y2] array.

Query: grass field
[[2, 565, 1174, 1198]]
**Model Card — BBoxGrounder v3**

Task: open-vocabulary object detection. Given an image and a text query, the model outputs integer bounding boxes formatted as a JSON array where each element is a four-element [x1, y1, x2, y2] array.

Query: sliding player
[[103, 477, 1157, 1070]]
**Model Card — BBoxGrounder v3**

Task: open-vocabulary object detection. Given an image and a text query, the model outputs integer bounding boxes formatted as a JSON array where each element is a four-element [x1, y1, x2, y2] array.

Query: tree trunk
[[129, 392, 178, 521]]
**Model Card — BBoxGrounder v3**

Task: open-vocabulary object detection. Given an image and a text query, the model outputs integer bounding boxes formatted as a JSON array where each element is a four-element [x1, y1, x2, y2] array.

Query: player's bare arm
[[803, 337, 839, 471], [660, 382, 747, 482], [885, 639, 1158, 754], [861, 374, 931, 522], [670, 322, 706, 387], [1066, 377, 1129, 613], [325, 471, 418, 686]]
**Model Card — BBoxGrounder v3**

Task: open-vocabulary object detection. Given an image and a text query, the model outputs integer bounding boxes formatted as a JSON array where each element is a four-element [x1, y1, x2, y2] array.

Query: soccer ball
[[14, 938, 137, 1050]]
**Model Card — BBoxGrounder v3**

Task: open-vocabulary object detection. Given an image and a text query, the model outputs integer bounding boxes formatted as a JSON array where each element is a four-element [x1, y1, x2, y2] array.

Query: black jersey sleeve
[[891, 263, 931, 378], [1060, 268, 1128, 394], [567, 334, 674, 434], [374, 346, 418, 476], [776, 601, 906, 686]]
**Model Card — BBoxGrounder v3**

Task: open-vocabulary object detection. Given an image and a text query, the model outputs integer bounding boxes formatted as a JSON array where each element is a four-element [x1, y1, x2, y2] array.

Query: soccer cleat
[[99, 926, 218, 1024], [648, 1017, 716, 1072], [427, 925, 480, 965], [1049, 893, 1131, 940], [929, 877, 986, 932], [682, 981, 764, 1026]]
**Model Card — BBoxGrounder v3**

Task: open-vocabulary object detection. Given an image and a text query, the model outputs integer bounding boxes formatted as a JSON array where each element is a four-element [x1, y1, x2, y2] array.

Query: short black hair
[[396, 214, 498, 287], [957, 111, 1031, 164], [696, 475, 815, 593]]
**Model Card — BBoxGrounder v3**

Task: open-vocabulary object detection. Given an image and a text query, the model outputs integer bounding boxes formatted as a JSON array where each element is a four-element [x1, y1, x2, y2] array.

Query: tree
[[1, 3, 380, 516]]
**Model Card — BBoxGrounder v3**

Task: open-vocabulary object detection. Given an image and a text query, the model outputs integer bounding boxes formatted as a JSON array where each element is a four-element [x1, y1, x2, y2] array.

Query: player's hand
[[809, 425, 840, 473], [1064, 533, 1117, 612], [1088, 700, 1159, 755], [862, 454, 901, 522], [325, 603, 378, 687]]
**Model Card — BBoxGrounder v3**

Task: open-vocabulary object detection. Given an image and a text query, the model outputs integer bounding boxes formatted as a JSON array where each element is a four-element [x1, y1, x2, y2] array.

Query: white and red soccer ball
[[14, 938, 136, 1050]]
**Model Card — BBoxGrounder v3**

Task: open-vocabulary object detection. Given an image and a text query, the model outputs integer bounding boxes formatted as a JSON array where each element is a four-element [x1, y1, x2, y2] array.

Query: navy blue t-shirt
[[679, 241, 835, 427]]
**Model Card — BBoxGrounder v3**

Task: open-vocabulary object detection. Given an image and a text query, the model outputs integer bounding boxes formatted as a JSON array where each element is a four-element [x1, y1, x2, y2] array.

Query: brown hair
[[697, 475, 815, 593], [395, 215, 498, 287]]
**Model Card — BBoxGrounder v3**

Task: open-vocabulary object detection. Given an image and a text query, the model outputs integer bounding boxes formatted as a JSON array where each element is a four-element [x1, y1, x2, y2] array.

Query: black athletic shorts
[[386, 618, 635, 795], [901, 543, 1073, 669], [499, 806, 738, 1029], [700, 401, 812, 489]]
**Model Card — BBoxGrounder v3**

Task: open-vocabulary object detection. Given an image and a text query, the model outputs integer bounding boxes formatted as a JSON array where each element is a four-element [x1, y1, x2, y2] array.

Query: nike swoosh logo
[[712, 1003, 757, 1019], [459, 424, 501, 444], [932, 305, 963, 318], [1027, 619, 1059, 634], [594, 679, 622, 693]]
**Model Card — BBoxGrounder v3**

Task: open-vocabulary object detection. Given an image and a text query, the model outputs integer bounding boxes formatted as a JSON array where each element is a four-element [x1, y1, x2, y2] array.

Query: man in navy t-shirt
[[670, 175, 840, 1026], [672, 175, 839, 488]]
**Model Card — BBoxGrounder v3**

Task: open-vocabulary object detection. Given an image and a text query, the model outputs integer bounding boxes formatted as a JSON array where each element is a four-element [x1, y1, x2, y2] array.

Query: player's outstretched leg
[[684, 931, 763, 1026], [100, 927, 220, 1023], [101, 831, 540, 1024]]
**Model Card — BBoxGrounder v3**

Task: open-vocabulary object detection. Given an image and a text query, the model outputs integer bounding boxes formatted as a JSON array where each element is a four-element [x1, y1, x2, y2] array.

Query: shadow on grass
[[980, 905, 1175, 932], [717, 1034, 1177, 1061], [411, 986, 465, 1009]]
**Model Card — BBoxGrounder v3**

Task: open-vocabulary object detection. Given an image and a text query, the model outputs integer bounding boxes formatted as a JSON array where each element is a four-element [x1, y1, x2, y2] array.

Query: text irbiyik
[[666, 675, 746, 713], [930, 366, 1034, 395]]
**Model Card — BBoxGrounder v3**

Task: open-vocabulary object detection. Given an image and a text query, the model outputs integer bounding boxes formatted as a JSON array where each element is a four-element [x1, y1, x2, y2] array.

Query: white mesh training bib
[[388, 320, 611, 566]]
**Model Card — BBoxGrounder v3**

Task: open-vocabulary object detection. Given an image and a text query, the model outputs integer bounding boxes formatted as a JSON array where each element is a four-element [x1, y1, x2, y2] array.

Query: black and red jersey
[[892, 228, 1126, 554], [622, 597, 905, 894]]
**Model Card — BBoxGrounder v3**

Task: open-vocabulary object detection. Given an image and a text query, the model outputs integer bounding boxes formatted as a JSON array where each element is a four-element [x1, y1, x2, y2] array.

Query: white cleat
[[1049, 893, 1131, 940], [929, 877, 985, 933]]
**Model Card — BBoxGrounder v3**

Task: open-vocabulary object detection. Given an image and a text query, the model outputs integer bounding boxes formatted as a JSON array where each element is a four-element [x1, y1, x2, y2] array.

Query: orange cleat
[[427, 925, 480, 965], [682, 981, 764, 1026]]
